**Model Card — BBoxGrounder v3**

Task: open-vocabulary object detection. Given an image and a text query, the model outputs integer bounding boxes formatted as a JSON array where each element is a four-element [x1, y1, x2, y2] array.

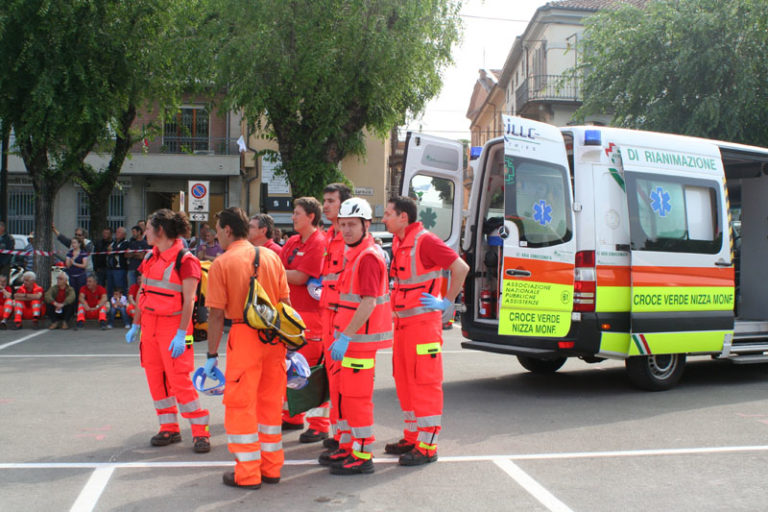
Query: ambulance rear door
[[401, 132, 464, 253], [622, 142, 734, 357], [497, 115, 576, 338]]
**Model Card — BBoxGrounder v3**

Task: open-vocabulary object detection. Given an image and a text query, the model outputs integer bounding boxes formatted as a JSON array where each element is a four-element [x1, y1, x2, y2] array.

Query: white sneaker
[[124, 325, 131, 329], [107, 324, 113, 329]]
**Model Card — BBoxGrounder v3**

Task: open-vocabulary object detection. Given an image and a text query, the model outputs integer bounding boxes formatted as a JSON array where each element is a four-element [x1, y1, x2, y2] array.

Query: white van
[[400, 116, 768, 390]]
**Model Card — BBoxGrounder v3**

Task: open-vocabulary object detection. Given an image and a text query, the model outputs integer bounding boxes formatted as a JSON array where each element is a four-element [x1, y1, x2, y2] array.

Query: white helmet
[[339, 197, 372, 220]]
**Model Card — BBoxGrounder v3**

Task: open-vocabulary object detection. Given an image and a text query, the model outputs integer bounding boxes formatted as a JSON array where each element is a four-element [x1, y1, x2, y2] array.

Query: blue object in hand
[[330, 332, 351, 361], [420, 292, 452, 311], [307, 277, 323, 288], [125, 324, 140, 344], [204, 356, 218, 379], [168, 329, 187, 359]]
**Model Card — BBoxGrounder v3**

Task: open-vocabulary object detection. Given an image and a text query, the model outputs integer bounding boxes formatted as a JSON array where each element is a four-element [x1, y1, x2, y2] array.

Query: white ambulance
[[400, 116, 768, 390]]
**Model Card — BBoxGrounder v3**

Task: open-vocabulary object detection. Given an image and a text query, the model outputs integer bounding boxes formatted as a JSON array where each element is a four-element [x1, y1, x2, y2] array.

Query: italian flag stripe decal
[[631, 334, 652, 355]]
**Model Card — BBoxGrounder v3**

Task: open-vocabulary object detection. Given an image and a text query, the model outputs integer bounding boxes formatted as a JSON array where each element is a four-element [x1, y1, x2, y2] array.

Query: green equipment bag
[[286, 355, 329, 416]]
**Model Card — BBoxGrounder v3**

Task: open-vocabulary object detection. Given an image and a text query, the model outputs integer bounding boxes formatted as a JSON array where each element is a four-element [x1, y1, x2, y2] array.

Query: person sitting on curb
[[76, 275, 109, 330], [108, 288, 130, 329], [0, 274, 15, 329], [9, 271, 44, 330], [45, 273, 76, 330]]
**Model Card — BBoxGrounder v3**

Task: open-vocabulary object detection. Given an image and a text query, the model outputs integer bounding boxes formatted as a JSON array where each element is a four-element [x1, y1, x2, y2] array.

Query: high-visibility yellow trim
[[498, 309, 570, 337], [631, 286, 734, 312], [185, 335, 194, 346], [598, 332, 631, 357], [352, 450, 372, 460], [418, 442, 437, 451], [341, 357, 375, 370], [416, 342, 442, 356], [596, 286, 631, 312], [628, 330, 731, 356]]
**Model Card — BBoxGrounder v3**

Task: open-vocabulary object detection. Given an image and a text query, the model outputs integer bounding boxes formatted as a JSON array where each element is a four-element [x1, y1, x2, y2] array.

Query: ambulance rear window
[[504, 157, 572, 247]]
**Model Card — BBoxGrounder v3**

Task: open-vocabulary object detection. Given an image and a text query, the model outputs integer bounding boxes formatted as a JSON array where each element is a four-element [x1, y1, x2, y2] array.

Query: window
[[504, 156, 572, 247], [77, 189, 126, 233], [626, 173, 721, 254], [407, 175, 455, 242], [163, 106, 209, 153], [8, 189, 35, 235]]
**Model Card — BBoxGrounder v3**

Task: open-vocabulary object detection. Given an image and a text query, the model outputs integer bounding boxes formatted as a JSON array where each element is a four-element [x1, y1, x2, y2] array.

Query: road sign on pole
[[188, 181, 210, 214]]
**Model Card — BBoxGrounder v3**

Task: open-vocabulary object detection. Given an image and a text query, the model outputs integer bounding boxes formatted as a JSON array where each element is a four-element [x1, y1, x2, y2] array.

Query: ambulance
[[400, 115, 768, 390]]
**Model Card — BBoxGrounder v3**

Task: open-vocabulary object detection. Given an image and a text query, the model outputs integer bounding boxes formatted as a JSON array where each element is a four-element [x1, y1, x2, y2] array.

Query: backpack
[[243, 246, 307, 350]]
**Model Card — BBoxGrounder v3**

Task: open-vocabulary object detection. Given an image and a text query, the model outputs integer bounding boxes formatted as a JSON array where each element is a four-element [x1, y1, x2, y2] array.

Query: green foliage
[[205, 0, 462, 198], [573, 0, 768, 146]]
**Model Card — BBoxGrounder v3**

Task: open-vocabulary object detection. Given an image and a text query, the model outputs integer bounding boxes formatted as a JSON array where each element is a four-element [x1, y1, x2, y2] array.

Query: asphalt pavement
[[2, 321, 768, 511]]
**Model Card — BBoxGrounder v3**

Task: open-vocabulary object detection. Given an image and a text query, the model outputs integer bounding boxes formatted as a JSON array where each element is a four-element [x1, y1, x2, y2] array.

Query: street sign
[[188, 180, 210, 213], [189, 212, 209, 222]]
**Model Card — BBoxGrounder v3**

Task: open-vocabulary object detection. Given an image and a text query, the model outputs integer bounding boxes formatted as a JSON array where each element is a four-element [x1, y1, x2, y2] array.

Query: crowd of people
[[1, 183, 469, 491]]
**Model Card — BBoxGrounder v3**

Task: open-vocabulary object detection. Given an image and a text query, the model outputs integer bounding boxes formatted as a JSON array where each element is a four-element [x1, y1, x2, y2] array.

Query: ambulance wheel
[[517, 356, 567, 374], [625, 354, 686, 391]]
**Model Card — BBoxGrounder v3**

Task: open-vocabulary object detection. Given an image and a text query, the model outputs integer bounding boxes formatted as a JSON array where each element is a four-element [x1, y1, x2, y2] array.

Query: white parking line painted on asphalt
[[494, 458, 574, 512], [5, 443, 768, 470], [69, 466, 114, 512], [0, 330, 46, 351]]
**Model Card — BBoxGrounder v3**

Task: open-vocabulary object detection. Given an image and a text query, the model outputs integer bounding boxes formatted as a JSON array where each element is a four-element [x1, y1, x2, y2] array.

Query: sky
[[403, 0, 551, 141]]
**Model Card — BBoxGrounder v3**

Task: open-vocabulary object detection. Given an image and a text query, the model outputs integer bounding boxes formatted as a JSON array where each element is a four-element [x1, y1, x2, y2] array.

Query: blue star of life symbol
[[649, 186, 671, 217], [533, 200, 552, 226]]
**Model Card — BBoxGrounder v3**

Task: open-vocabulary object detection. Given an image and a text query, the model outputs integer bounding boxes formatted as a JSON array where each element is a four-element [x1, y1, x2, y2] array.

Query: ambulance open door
[[401, 132, 464, 253], [622, 143, 734, 386], [496, 116, 576, 339]]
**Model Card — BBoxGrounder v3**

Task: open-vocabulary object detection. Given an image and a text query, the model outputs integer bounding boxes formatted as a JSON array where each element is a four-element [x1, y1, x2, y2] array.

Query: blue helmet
[[286, 351, 311, 390], [193, 367, 226, 396]]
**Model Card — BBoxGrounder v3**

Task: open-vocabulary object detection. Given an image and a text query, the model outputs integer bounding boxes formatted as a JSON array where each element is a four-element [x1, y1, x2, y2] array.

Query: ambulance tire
[[517, 356, 567, 374], [625, 354, 686, 391]]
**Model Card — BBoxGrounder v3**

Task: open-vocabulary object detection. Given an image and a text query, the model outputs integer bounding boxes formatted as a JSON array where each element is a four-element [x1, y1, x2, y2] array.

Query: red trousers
[[322, 308, 343, 442], [337, 348, 378, 458], [282, 310, 330, 432], [224, 324, 287, 486], [393, 316, 443, 454], [11, 299, 43, 323], [140, 312, 209, 438], [77, 303, 108, 323]]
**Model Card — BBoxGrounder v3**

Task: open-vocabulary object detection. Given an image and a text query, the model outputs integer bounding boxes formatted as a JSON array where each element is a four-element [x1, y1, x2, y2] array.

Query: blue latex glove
[[125, 324, 141, 344], [204, 356, 218, 379], [330, 332, 351, 362], [168, 329, 187, 359], [420, 292, 452, 311]]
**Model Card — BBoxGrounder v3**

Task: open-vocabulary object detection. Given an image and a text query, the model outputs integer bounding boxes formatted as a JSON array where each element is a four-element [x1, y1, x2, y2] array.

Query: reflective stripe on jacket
[[320, 226, 346, 311], [139, 239, 199, 317]]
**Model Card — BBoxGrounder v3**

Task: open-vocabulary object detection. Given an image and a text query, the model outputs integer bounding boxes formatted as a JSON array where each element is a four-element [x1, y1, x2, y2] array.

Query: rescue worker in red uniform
[[125, 209, 210, 453], [319, 197, 392, 475], [0, 274, 14, 329], [204, 207, 291, 490], [248, 213, 283, 256], [280, 197, 329, 442], [383, 196, 469, 466], [9, 271, 44, 329], [76, 275, 109, 329], [313, 182, 351, 453]]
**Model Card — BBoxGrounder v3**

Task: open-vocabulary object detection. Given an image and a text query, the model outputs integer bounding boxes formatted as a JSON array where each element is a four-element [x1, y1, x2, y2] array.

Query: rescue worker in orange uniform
[[318, 197, 392, 475], [0, 274, 15, 329], [204, 207, 291, 490], [125, 209, 210, 453], [76, 275, 109, 329], [9, 271, 44, 329], [383, 196, 469, 466], [280, 197, 329, 442], [313, 183, 352, 453]]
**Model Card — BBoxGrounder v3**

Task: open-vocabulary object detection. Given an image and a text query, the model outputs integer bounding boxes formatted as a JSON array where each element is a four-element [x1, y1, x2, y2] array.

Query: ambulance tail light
[[574, 250, 596, 312]]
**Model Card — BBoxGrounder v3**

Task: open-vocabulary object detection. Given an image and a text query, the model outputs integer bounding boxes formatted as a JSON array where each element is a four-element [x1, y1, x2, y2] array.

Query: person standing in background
[[65, 237, 89, 297], [127, 225, 149, 287], [248, 214, 283, 256], [92, 228, 112, 287], [0, 222, 16, 276], [107, 227, 129, 298]]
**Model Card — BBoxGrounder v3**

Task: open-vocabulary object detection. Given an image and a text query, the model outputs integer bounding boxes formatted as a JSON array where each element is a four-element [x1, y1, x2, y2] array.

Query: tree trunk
[[31, 177, 59, 289], [89, 196, 110, 241]]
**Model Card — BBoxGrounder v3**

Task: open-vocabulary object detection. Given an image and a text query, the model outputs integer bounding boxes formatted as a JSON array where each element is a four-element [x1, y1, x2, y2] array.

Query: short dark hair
[[323, 183, 352, 203], [148, 209, 190, 239], [294, 197, 322, 227], [216, 207, 249, 239], [251, 213, 275, 239], [388, 196, 418, 224]]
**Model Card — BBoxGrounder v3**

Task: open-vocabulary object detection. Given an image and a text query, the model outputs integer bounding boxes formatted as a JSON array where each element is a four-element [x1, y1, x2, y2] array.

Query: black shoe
[[193, 436, 210, 453], [329, 455, 374, 475], [384, 438, 415, 455], [222, 471, 261, 490], [12, 322, 21, 330], [0, 321, 6, 330], [318, 448, 351, 467], [323, 437, 339, 450], [282, 420, 304, 431], [262, 475, 280, 484], [299, 428, 329, 443], [150, 431, 181, 446], [77, 320, 84, 329], [32, 319, 39, 330], [398, 448, 438, 466], [100, 320, 107, 330]]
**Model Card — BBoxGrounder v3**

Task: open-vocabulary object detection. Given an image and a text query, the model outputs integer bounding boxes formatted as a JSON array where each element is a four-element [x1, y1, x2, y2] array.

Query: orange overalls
[[138, 241, 209, 439], [321, 226, 347, 443], [391, 223, 447, 456], [12, 283, 44, 323], [333, 238, 392, 461]]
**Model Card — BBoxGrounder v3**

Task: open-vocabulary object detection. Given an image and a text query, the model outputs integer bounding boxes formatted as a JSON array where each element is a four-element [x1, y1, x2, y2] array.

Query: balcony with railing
[[138, 136, 242, 156], [515, 75, 581, 114]]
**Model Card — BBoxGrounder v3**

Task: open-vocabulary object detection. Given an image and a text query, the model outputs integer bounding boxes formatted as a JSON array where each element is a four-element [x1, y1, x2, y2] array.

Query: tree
[[0, 1, 119, 285], [206, 0, 462, 198], [572, 0, 768, 146]]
